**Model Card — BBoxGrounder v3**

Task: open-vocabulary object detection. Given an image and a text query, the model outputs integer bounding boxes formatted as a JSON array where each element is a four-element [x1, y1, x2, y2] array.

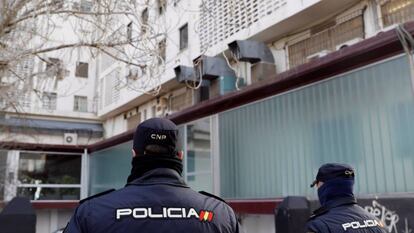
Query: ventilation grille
[[199, 0, 287, 52]]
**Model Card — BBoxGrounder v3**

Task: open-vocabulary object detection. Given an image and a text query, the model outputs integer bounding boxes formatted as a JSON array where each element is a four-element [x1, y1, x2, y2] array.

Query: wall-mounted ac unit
[[306, 50, 331, 62], [228, 40, 276, 86], [63, 133, 78, 145], [336, 37, 363, 50]]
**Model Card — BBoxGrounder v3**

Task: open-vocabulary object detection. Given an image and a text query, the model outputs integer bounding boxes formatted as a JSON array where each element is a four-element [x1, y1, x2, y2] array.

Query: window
[[158, 0, 166, 15], [143, 109, 147, 120], [381, 0, 414, 27], [75, 62, 89, 78], [80, 0, 93, 12], [127, 112, 141, 130], [45, 58, 61, 72], [0, 151, 7, 200], [141, 8, 149, 34], [54, 0, 64, 8], [104, 69, 120, 107], [288, 12, 364, 68], [42, 92, 57, 110], [74, 95, 88, 112], [199, 86, 210, 102], [2, 152, 82, 201], [179, 24, 188, 50], [173, 0, 180, 6], [72, 0, 93, 11], [151, 105, 156, 117], [142, 65, 147, 76], [158, 39, 166, 64], [127, 22, 133, 41], [171, 89, 192, 111]]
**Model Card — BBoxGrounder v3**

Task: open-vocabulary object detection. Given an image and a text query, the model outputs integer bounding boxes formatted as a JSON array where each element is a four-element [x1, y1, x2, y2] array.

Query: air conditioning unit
[[306, 50, 331, 62], [63, 133, 78, 145], [336, 37, 363, 50]]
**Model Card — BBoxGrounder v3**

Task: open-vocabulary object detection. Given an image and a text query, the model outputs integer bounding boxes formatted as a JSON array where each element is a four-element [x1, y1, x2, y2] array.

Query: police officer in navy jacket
[[64, 118, 242, 233], [307, 163, 387, 233]]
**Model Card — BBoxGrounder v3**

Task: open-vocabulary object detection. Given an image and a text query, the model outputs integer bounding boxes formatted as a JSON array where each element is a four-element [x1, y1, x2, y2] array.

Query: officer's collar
[[323, 196, 357, 209], [126, 168, 188, 188], [310, 196, 357, 220]]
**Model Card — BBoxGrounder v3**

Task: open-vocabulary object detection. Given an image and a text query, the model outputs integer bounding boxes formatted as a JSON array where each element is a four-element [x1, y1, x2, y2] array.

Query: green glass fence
[[219, 55, 414, 198]]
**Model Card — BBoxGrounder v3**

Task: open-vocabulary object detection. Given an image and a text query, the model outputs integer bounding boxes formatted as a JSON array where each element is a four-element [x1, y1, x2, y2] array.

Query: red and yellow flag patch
[[199, 210, 214, 222]]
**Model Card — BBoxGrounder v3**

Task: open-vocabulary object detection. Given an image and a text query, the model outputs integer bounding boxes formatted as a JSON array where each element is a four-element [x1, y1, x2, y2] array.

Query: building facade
[[1, 0, 414, 232]]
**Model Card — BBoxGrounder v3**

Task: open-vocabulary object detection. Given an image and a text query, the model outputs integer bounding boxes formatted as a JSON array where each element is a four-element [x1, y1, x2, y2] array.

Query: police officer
[[64, 118, 242, 233], [307, 163, 386, 233]]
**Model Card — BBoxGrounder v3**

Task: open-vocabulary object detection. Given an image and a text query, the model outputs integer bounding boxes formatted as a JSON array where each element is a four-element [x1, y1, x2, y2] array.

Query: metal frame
[[17, 184, 81, 188], [211, 114, 221, 195]]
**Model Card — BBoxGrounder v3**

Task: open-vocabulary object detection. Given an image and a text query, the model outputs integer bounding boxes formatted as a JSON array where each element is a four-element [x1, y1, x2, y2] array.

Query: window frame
[[4, 150, 83, 201], [74, 95, 88, 112]]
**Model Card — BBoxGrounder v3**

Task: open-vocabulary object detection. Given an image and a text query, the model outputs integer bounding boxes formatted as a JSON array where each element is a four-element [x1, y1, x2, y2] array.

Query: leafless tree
[[0, 0, 172, 114]]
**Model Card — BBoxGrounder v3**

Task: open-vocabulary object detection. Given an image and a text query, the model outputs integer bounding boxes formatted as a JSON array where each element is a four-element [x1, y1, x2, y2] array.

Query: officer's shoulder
[[79, 189, 116, 204], [198, 191, 227, 203], [308, 206, 329, 221]]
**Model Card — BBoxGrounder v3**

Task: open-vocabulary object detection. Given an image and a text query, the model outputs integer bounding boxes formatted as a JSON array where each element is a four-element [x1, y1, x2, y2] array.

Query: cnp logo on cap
[[151, 134, 167, 140]]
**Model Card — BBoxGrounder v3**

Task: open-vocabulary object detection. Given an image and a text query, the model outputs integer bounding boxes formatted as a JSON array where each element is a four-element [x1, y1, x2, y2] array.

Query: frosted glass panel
[[89, 141, 132, 195], [219, 56, 414, 198]]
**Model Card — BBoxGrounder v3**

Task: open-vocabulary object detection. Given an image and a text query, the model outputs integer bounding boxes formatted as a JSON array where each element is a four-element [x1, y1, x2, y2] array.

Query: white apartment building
[[1, 0, 414, 232], [97, 0, 382, 137]]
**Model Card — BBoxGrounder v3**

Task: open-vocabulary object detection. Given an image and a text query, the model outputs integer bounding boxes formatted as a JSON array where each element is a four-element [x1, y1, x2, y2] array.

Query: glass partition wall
[[219, 55, 414, 198]]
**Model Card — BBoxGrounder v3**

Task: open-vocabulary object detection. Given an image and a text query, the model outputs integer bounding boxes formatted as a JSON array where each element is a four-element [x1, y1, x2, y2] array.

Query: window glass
[[42, 92, 57, 110], [75, 62, 89, 78], [18, 153, 81, 184], [74, 95, 88, 112]]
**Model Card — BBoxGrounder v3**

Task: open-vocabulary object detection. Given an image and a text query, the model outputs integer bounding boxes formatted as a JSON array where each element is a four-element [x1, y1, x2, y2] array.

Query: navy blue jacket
[[306, 197, 387, 233], [64, 168, 241, 233]]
